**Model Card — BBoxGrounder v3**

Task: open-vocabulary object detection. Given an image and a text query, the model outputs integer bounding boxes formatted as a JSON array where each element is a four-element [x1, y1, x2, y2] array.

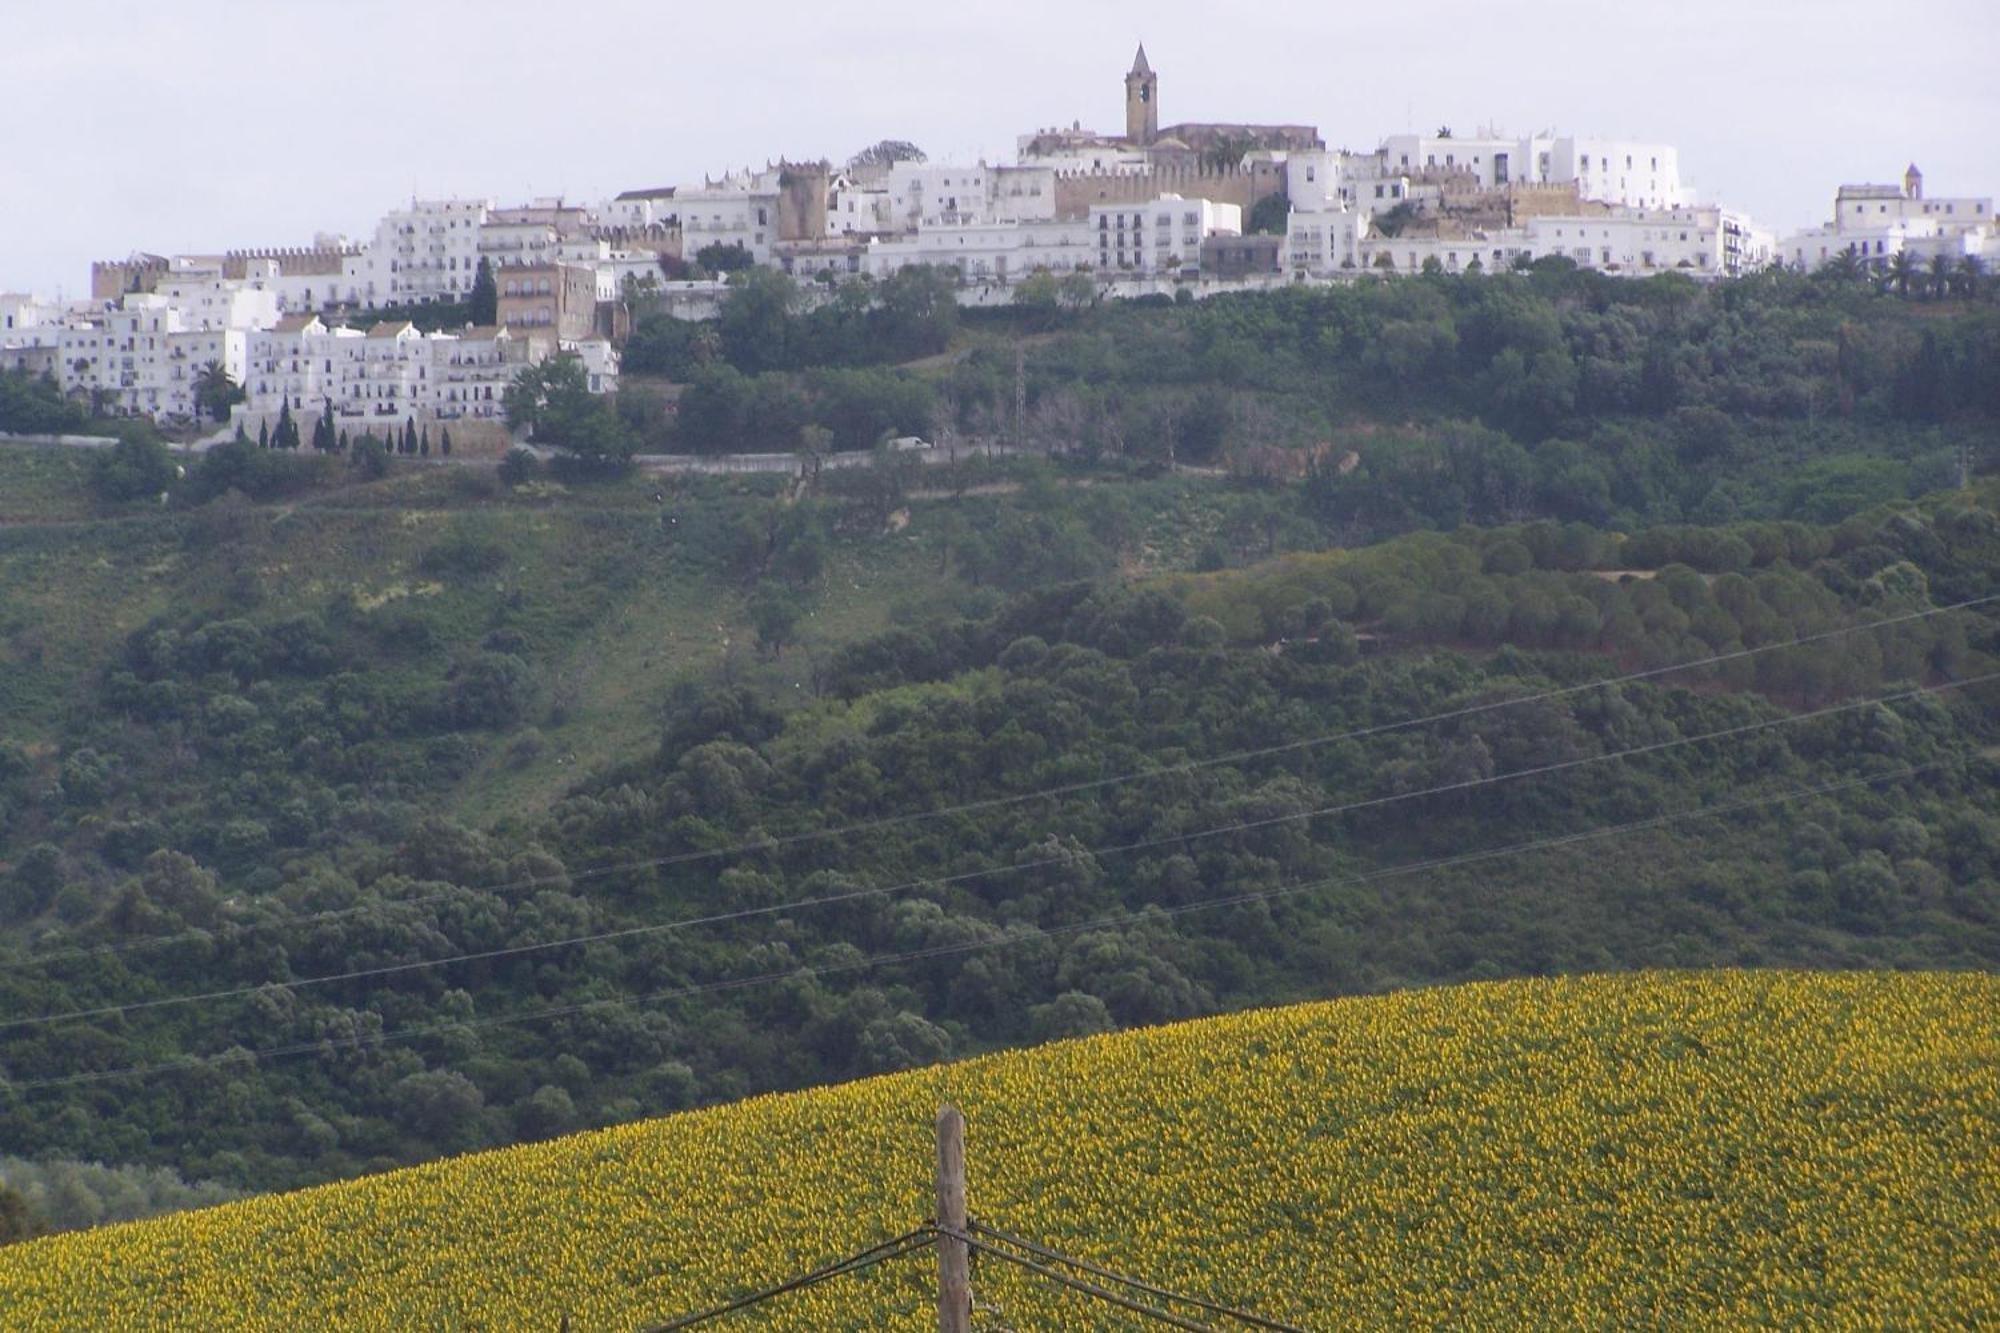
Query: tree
[[350, 434, 390, 478], [402, 418, 418, 455], [1927, 254, 1953, 302], [716, 268, 799, 373], [1013, 270, 1062, 329], [1247, 192, 1290, 236], [89, 436, 176, 502], [749, 584, 803, 658], [873, 264, 958, 359], [497, 447, 540, 486], [192, 361, 244, 424], [0, 1183, 49, 1247], [468, 257, 498, 326], [439, 426, 453, 457], [1886, 249, 1920, 298], [256, 419, 269, 449], [694, 242, 755, 274], [1955, 254, 1985, 301], [505, 357, 633, 471], [847, 139, 926, 171], [1058, 272, 1097, 313], [273, 402, 298, 450]]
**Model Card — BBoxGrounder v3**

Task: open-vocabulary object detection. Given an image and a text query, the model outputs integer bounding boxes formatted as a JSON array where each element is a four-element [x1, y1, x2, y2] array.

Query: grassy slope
[[0, 970, 1992, 1329], [0, 448, 958, 823], [0, 444, 1220, 829]]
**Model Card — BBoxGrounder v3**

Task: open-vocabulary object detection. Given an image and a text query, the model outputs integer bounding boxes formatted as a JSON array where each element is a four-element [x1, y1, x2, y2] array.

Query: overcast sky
[[4, 0, 1995, 297]]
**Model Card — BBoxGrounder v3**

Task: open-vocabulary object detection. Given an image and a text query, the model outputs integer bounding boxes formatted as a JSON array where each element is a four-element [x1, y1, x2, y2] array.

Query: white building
[[52, 296, 246, 421], [477, 200, 595, 275], [678, 168, 784, 264], [1, 293, 62, 339], [835, 161, 1060, 239], [601, 186, 680, 230], [862, 219, 1097, 283], [243, 316, 599, 427], [1091, 197, 1240, 276], [1346, 203, 1738, 278], [245, 314, 359, 416], [151, 258, 282, 331], [1376, 132, 1686, 209], [350, 198, 492, 307], [1780, 169, 1995, 272]]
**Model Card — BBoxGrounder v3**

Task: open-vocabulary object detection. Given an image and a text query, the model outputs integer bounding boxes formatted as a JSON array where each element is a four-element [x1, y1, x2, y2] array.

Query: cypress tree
[[440, 427, 453, 457], [257, 419, 269, 449], [469, 257, 499, 326]]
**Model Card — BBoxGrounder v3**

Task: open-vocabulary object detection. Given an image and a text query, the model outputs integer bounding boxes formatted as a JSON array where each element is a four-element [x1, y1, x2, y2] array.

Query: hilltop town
[[1, 46, 1993, 438]]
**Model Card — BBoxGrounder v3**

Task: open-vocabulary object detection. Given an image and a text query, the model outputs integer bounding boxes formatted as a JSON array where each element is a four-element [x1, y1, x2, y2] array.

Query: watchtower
[[1125, 44, 1158, 146]]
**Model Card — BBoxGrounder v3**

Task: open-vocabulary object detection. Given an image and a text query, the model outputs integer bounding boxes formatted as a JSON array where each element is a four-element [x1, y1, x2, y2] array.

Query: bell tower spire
[[1125, 44, 1158, 146]]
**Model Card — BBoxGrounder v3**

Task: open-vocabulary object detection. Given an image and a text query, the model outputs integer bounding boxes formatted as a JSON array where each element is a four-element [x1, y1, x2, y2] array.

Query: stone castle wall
[[1052, 161, 1288, 218]]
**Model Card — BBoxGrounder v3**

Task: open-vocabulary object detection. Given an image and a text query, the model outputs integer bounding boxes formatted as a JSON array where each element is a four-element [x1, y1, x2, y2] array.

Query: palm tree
[[1885, 249, 1920, 298], [1958, 254, 1987, 301], [191, 360, 242, 423], [1820, 249, 1868, 285], [1928, 254, 1954, 301]]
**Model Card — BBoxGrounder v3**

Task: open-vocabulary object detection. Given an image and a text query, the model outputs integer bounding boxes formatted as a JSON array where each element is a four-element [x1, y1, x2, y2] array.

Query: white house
[[350, 198, 492, 307], [678, 168, 784, 264], [862, 219, 1096, 283], [52, 296, 246, 421], [1376, 132, 1685, 209], [1780, 170, 1994, 272], [1090, 197, 1240, 276], [1349, 203, 1736, 278], [602, 186, 680, 230]]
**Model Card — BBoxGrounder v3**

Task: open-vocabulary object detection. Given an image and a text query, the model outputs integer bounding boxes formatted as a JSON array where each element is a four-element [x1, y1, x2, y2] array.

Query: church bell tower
[[1125, 44, 1158, 146]]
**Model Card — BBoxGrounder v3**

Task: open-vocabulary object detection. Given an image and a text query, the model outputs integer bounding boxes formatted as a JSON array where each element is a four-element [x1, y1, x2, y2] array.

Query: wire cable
[[968, 1220, 1305, 1331], [5, 673, 1984, 1033], [948, 1229, 1220, 1331], [642, 1227, 938, 1331], [12, 594, 1990, 971], [0, 757, 1951, 1094]]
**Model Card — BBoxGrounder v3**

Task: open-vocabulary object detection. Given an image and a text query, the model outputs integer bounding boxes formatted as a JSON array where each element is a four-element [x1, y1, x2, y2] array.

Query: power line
[[968, 1219, 1305, 1331], [11, 596, 1991, 972], [948, 1228, 1234, 1331], [0, 757, 1952, 1095], [5, 673, 1983, 1033], [641, 1227, 937, 1331]]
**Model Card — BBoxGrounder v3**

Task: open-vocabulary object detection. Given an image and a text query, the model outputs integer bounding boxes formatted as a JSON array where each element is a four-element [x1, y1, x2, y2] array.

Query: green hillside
[[1, 270, 1996, 1216]]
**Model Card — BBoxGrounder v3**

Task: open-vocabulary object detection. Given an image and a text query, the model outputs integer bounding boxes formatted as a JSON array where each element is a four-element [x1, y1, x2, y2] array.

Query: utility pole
[[935, 1105, 971, 1333]]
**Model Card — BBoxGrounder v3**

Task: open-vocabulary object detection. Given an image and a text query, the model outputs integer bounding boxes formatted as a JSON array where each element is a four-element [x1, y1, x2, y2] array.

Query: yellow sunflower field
[[0, 970, 1993, 1329]]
